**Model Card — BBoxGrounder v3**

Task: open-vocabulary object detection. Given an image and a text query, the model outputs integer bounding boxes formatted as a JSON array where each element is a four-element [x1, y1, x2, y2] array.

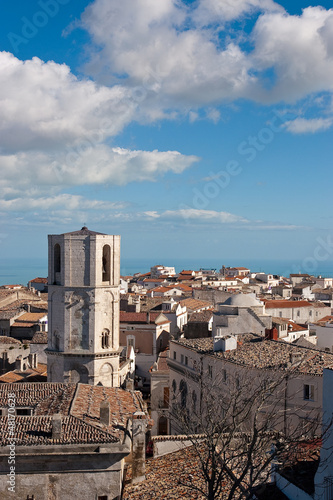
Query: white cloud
[[79, 0, 333, 112], [0, 194, 126, 212], [0, 50, 199, 202], [283, 117, 332, 134], [252, 7, 333, 102], [0, 51, 135, 153], [80, 0, 257, 108], [143, 208, 302, 230], [0, 146, 198, 192], [160, 208, 248, 223], [193, 0, 283, 25]]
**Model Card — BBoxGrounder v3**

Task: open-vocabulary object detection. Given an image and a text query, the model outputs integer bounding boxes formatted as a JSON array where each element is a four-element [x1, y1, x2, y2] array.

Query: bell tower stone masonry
[[46, 227, 121, 386]]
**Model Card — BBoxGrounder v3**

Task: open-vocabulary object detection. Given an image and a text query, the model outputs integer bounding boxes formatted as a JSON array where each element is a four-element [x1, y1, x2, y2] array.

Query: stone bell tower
[[46, 227, 121, 386]]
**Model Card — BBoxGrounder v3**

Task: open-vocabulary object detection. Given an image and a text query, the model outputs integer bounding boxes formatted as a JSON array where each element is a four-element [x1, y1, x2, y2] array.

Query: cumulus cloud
[[80, 0, 258, 108], [0, 146, 198, 193], [78, 0, 333, 118], [283, 117, 332, 134], [0, 50, 199, 205], [192, 0, 283, 25], [252, 7, 333, 102], [0, 52, 135, 153]]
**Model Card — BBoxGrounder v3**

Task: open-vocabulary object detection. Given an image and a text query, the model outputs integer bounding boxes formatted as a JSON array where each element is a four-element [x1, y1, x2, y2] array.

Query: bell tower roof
[[62, 226, 106, 236]]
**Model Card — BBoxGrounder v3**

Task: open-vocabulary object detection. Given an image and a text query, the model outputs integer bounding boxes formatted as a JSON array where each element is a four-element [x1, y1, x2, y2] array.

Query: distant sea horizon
[[0, 257, 332, 287]]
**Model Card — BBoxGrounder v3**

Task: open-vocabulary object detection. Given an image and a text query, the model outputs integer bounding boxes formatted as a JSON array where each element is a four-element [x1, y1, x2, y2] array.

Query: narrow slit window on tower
[[54, 244, 61, 274], [102, 245, 111, 282]]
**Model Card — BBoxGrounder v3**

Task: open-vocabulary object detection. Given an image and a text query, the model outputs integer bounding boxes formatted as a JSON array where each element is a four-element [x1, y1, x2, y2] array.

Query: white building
[[150, 265, 176, 278], [310, 317, 333, 351], [167, 334, 329, 437], [264, 299, 331, 324]]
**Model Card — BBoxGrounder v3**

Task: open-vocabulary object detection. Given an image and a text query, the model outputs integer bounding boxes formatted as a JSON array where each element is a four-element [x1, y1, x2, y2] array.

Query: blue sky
[[0, 0, 333, 269]]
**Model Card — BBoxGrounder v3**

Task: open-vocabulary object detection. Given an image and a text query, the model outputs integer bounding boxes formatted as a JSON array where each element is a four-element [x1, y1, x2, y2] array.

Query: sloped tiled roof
[[0, 383, 146, 446], [123, 444, 236, 499], [0, 415, 118, 446], [120, 312, 170, 325], [264, 300, 312, 309], [175, 335, 333, 375], [12, 312, 47, 328], [62, 226, 106, 236], [179, 298, 213, 311], [29, 277, 48, 284], [0, 336, 21, 345]]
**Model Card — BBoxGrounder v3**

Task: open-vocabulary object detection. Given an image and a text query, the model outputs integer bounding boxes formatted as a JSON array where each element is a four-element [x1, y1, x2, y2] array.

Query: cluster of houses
[[1, 230, 333, 499]]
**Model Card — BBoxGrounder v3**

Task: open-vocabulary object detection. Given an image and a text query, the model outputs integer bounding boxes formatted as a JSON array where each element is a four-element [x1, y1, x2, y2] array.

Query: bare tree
[[169, 359, 327, 500]]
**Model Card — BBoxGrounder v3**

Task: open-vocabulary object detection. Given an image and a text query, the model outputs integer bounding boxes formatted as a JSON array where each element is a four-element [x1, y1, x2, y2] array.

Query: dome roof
[[223, 293, 261, 307]]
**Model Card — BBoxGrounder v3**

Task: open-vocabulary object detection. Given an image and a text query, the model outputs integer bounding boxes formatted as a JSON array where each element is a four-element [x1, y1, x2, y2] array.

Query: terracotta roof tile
[[0, 383, 147, 445]]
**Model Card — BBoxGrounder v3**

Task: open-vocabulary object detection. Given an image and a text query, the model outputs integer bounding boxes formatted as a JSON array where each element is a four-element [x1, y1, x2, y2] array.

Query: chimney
[[290, 352, 302, 365], [134, 298, 140, 313], [28, 353, 38, 369], [100, 401, 110, 426], [125, 378, 134, 391], [15, 356, 23, 371], [132, 411, 146, 484], [52, 414, 62, 440], [214, 334, 237, 352]]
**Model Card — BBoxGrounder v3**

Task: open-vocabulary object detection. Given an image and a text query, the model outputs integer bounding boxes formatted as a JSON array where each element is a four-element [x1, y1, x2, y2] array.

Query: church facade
[[46, 226, 126, 387]]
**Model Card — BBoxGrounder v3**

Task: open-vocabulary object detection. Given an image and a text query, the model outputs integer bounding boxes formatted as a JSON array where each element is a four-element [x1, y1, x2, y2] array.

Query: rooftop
[[179, 298, 213, 310], [62, 226, 107, 236], [12, 312, 47, 328], [174, 335, 333, 375], [0, 383, 145, 445], [123, 445, 235, 499], [120, 312, 170, 325], [264, 300, 321, 309]]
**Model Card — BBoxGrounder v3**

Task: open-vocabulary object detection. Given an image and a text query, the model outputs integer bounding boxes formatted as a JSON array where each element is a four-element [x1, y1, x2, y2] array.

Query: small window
[[181, 354, 184, 364], [98, 497, 108, 500], [304, 384, 314, 401], [102, 245, 111, 282], [173, 351, 176, 360], [101, 329, 110, 349], [185, 356, 188, 366], [16, 408, 32, 416], [279, 311, 282, 318], [309, 310, 312, 316], [297, 311, 300, 317], [54, 243, 61, 273], [163, 387, 169, 406]]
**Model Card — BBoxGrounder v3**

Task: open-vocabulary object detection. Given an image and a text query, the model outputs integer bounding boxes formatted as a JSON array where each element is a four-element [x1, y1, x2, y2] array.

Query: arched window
[[102, 245, 111, 282], [54, 244, 61, 274], [101, 329, 110, 349]]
